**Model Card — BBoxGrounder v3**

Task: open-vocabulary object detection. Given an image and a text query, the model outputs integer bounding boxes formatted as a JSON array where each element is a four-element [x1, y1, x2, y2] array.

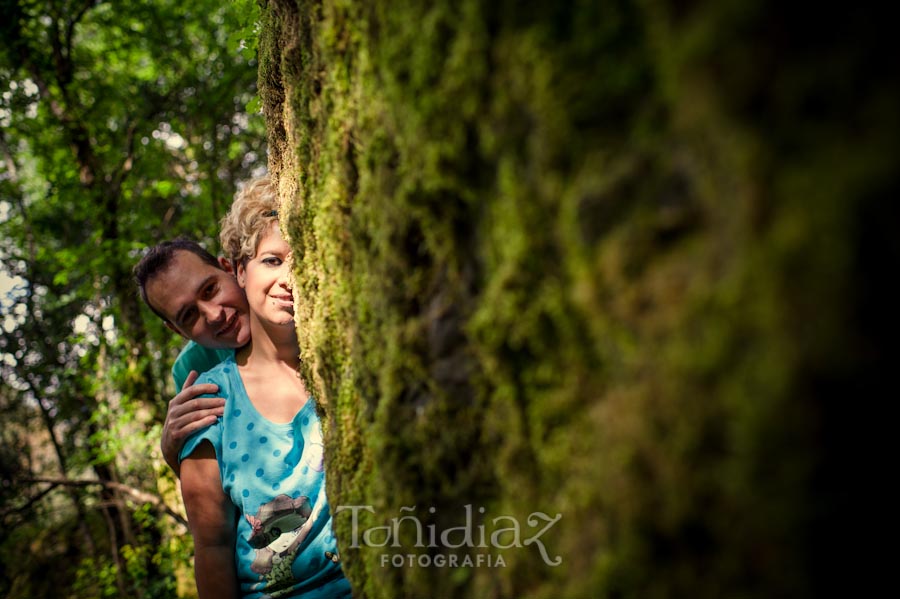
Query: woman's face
[[236, 222, 294, 327]]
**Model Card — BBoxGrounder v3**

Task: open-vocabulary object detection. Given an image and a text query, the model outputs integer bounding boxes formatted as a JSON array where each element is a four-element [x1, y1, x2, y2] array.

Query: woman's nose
[[277, 266, 293, 291]]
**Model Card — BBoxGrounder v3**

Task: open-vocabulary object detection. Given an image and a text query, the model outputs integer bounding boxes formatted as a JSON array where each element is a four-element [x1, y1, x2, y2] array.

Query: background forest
[[2, 1, 897, 598], [1, 0, 264, 596]]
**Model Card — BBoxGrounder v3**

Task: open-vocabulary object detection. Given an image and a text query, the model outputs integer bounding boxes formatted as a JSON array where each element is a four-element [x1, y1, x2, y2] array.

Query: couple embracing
[[134, 178, 351, 599]]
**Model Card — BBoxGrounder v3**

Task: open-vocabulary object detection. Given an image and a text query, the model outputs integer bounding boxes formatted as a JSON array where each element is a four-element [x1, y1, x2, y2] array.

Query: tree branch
[[0, 128, 19, 180], [18, 477, 188, 527], [66, 1, 101, 63], [15, 24, 100, 186], [0, 481, 60, 519]]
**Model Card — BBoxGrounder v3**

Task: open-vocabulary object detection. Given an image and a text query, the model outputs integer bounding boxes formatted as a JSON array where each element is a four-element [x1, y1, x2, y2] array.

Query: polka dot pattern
[[190, 366, 340, 586]]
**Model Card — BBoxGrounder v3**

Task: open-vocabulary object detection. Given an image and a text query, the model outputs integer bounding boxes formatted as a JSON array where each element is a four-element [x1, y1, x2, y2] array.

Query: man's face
[[145, 250, 251, 349]]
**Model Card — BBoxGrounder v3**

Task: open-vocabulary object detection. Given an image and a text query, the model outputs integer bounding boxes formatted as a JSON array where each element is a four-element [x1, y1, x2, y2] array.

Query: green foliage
[[1, 0, 265, 594], [259, 0, 896, 597], [227, 0, 263, 59], [74, 557, 122, 599]]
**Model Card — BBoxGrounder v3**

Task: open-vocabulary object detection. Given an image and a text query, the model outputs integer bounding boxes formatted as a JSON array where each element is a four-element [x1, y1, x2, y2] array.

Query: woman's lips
[[272, 294, 294, 309]]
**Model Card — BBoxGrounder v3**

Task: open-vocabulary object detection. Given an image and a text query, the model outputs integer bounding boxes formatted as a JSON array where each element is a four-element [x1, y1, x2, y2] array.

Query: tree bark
[[244, 1, 899, 597]]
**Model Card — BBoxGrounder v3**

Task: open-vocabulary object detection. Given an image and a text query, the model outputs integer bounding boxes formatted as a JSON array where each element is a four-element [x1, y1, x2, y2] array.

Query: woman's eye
[[263, 257, 282, 266]]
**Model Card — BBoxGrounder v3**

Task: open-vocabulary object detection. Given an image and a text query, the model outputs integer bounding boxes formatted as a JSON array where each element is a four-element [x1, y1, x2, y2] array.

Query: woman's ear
[[236, 260, 247, 288]]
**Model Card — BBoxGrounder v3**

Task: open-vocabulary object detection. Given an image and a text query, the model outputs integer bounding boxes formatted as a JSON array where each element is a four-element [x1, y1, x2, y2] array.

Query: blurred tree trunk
[[260, 1, 897, 598]]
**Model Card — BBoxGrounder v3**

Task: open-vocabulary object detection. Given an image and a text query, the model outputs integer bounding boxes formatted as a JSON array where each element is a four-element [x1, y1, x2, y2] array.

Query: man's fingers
[[180, 396, 226, 411], [175, 412, 224, 438], [168, 395, 225, 420], [169, 383, 220, 406], [181, 369, 200, 391], [173, 404, 226, 428]]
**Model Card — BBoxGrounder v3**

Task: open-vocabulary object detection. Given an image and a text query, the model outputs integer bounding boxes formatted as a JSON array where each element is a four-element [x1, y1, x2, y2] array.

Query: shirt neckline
[[224, 356, 314, 430]]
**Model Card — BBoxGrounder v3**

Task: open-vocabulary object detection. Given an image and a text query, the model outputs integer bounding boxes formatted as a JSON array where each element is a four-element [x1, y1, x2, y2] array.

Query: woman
[[179, 178, 351, 599]]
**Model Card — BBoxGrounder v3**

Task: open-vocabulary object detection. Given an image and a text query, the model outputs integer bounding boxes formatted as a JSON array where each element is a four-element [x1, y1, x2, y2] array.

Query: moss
[[258, 0, 897, 597]]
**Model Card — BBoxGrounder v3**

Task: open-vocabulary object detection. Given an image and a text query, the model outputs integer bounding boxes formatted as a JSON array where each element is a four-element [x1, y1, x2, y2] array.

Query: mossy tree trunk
[[257, 1, 896, 597]]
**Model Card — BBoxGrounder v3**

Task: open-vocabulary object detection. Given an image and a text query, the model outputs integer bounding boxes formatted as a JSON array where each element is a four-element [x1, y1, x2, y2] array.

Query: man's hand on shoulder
[[162, 370, 225, 476]]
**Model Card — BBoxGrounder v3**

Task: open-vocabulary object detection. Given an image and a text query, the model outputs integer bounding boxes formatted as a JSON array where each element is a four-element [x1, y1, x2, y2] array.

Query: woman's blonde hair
[[219, 177, 279, 262]]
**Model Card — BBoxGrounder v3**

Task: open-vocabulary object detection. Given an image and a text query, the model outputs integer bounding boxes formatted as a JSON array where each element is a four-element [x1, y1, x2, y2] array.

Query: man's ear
[[218, 256, 235, 274]]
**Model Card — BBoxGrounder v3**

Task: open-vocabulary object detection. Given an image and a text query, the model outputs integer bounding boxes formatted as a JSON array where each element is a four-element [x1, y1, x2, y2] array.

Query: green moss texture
[[257, 1, 896, 597]]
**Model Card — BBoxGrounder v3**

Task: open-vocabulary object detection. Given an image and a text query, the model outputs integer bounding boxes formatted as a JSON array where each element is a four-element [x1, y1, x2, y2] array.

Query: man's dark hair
[[133, 237, 221, 323]]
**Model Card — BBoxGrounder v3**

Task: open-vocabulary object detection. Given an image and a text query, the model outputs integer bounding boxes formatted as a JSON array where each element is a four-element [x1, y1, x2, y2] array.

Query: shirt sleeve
[[171, 342, 233, 389]]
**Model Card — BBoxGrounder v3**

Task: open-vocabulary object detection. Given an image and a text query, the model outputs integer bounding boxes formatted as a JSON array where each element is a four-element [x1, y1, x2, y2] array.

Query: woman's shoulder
[[195, 355, 240, 385]]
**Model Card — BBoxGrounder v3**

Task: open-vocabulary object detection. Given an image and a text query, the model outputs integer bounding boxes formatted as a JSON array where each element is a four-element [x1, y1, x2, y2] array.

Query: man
[[134, 237, 251, 473]]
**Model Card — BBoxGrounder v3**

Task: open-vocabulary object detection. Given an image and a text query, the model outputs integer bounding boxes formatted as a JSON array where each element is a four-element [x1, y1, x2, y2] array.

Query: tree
[[257, 1, 898, 597], [0, 0, 264, 595]]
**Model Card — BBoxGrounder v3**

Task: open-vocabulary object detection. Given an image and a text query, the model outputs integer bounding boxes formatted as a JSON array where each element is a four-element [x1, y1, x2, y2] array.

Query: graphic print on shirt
[[302, 419, 325, 472], [247, 494, 316, 597]]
